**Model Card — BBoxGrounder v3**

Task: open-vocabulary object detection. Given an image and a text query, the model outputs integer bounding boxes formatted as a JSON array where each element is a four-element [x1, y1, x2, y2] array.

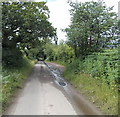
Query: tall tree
[[2, 2, 56, 67], [65, 1, 118, 58]]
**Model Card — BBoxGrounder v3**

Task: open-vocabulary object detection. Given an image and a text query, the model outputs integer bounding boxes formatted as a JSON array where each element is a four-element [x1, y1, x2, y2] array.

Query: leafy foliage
[[64, 49, 118, 89], [65, 1, 119, 58], [63, 49, 118, 114], [2, 2, 56, 67], [1, 0, 119, 115], [44, 43, 75, 63], [2, 57, 35, 111]]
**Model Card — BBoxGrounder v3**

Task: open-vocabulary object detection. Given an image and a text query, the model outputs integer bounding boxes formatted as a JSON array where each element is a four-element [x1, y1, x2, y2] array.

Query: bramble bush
[[82, 49, 118, 89], [65, 49, 118, 89], [63, 49, 118, 114]]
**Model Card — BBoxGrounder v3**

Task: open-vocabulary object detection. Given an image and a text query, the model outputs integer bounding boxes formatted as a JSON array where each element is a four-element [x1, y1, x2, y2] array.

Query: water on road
[[4, 61, 102, 115]]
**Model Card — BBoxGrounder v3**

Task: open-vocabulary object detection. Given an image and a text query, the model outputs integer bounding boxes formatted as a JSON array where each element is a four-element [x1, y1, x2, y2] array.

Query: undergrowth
[[64, 71, 118, 115], [1, 57, 36, 113], [55, 49, 119, 115]]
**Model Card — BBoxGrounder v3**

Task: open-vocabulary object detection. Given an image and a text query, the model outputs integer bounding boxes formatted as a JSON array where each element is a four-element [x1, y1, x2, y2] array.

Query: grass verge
[[63, 69, 118, 115], [2, 57, 36, 113], [50, 61, 118, 115]]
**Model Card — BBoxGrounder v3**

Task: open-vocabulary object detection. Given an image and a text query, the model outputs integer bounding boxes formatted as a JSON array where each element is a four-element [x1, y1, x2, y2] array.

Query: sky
[[36, 0, 119, 43]]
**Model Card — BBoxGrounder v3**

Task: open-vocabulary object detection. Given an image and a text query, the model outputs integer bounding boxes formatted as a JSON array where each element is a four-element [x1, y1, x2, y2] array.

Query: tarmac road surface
[[4, 61, 102, 115]]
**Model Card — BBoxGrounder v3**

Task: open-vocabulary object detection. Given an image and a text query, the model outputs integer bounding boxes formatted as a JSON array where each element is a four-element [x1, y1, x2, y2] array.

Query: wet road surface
[[4, 61, 102, 115]]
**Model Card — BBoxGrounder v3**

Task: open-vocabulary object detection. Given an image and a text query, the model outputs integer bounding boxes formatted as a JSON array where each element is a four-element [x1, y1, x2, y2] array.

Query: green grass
[[1, 57, 36, 113], [51, 48, 119, 115], [63, 68, 118, 115]]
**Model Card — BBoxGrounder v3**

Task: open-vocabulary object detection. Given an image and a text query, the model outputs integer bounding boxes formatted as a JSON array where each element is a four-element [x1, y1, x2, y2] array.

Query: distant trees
[[2, 2, 56, 67], [65, 1, 119, 59], [2, 1, 119, 67], [44, 43, 75, 63]]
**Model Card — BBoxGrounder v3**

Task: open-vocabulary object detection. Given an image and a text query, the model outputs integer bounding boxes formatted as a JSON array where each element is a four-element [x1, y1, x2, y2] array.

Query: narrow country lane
[[4, 61, 102, 115]]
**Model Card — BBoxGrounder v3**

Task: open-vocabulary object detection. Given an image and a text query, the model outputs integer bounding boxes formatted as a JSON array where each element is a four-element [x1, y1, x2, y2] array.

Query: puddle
[[44, 62, 67, 87], [44, 62, 102, 115], [58, 82, 66, 86]]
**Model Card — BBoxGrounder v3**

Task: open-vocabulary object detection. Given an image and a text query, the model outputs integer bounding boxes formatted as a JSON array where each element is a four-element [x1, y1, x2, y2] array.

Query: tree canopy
[[65, 1, 119, 58], [2, 2, 57, 67]]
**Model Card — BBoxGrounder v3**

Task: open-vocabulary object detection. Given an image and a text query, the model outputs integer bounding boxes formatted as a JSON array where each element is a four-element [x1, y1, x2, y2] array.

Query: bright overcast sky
[[35, 0, 119, 42]]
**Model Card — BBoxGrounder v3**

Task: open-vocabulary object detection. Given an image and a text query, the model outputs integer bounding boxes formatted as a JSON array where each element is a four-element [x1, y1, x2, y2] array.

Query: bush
[[44, 43, 75, 63], [64, 49, 118, 89], [63, 49, 118, 115], [81, 49, 118, 88], [2, 48, 23, 68]]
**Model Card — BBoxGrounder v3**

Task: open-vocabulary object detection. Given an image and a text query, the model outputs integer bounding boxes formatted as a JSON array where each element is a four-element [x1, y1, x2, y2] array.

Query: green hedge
[[65, 49, 118, 89]]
